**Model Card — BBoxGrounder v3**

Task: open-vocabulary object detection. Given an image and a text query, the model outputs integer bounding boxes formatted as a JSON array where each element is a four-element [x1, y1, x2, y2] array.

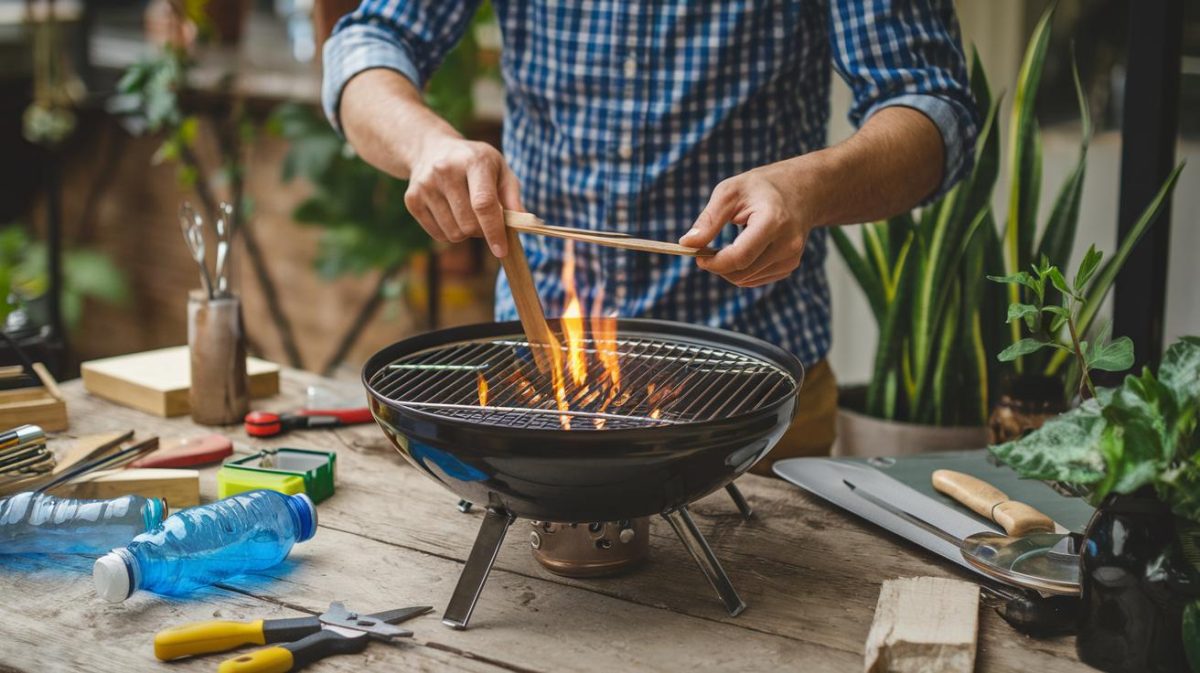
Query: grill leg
[[443, 507, 515, 630], [662, 506, 746, 617], [725, 483, 753, 520]]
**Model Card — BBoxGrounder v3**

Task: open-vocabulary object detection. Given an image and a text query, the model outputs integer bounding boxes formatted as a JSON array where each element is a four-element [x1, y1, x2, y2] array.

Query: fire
[[477, 372, 489, 407], [544, 240, 623, 430], [560, 242, 588, 389]]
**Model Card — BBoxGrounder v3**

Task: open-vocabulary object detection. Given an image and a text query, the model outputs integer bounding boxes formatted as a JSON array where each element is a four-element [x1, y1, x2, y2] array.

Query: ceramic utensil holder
[[188, 290, 249, 425]]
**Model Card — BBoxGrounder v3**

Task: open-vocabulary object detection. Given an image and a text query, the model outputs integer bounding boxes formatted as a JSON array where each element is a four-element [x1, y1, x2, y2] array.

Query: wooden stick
[[504, 210, 715, 257], [864, 577, 979, 673], [499, 227, 561, 374]]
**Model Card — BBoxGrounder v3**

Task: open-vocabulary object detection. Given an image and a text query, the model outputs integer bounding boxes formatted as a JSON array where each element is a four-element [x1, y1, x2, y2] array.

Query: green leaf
[[1006, 303, 1038, 325], [1074, 244, 1103, 292], [988, 271, 1036, 290], [1158, 336, 1200, 406], [998, 338, 1050, 362], [1046, 266, 1073, 298], [831, 227, 887, 322], [989, 397, 1109, 484], [1088, 336, 1134, 372], [1036, 51, 1091, 271]]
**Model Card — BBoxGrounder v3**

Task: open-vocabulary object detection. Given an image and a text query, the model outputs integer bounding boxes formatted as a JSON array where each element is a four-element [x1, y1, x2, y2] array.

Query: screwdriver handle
[[218, 631, 370, 673], [154, 619, 266, 661]]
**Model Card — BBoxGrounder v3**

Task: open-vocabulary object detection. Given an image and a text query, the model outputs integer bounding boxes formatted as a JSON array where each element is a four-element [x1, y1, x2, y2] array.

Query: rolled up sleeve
[[828, 0, 979, 198], [321, 0, 481, 135]]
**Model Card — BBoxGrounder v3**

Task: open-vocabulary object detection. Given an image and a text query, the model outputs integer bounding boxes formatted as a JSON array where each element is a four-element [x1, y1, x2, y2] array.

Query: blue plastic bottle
[[0, 492, 165, 555], [92, 490, 316, 602]]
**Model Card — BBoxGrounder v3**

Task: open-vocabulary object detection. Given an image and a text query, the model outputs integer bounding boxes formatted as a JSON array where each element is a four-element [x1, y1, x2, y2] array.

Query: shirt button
[[618, 145, 633, 160], [623, 58, 636, 77]]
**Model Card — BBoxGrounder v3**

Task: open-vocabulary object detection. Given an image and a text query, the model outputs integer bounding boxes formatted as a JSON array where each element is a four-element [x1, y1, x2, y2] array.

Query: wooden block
[[0, 363, 68, 432], [80, 346, 280, 417], [864, 577, 979, 673], [56, 468, 200, 508]]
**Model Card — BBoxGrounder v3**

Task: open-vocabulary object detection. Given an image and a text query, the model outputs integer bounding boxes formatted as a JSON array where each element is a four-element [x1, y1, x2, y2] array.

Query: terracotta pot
[[833, 386, 988, 457], [987, 374, 1068, 444]]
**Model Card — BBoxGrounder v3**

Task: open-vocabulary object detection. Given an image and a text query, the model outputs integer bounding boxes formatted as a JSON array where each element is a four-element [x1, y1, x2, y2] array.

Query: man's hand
[[682, 106, 945, 287], [405, 137, 523, 257], [680, 160, 817, 288], [340, 69, 523, 257]]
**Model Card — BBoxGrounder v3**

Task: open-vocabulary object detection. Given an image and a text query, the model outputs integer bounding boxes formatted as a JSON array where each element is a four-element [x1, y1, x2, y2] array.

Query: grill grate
[[368, 334, 797, 431]]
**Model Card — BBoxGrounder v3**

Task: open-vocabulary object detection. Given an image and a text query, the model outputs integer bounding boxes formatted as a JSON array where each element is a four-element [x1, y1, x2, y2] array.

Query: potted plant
[[831, 6, 1183, 455], [989, 334, 1200, 673]]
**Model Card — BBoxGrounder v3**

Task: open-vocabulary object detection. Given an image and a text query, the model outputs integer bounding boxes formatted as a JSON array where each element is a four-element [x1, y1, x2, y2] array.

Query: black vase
[[1077, 490, 1200, 672]]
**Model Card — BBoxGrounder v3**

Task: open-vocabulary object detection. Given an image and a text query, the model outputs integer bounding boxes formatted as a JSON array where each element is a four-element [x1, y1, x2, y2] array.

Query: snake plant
[[832, 5, 1184, 427]]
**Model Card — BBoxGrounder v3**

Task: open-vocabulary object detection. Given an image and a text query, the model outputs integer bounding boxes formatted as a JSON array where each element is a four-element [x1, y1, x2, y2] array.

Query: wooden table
[[0, 370, 1091, 673]]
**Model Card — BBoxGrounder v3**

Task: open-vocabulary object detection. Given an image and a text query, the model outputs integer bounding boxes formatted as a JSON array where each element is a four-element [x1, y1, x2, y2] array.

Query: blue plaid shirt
[[324, 1, 977, 367]]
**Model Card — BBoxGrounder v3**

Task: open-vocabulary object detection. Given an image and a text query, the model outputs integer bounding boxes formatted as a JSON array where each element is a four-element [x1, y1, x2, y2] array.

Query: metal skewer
[[179, 202, 215, 299], [213, 202, 233, 297]]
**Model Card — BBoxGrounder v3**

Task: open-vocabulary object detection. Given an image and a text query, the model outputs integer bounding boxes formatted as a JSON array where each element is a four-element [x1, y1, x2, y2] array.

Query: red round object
[[244, 411, 282, 437]]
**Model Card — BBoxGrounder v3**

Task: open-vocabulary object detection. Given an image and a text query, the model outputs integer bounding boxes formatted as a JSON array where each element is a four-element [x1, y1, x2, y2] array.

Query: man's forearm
[[340, 68, 463, 180], [801, 106, 946, 228]]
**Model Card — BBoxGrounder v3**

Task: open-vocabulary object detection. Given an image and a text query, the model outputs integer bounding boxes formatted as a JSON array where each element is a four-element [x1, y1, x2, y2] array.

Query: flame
[[590, 284, 620, 394], [560, 242, 588, 390], [650, 408, 662, 420], [477, 372, 489, 406], [538, 240, 625, 430]]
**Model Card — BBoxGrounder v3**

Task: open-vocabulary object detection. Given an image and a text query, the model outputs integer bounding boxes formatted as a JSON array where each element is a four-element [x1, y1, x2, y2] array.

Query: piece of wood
[[52, 468, 201, 507], [81, 346, 280, 417], [499, 226, 561, 373], [0, 363, 68, 432], [864, 577, 980, 673], [505, 210, 716, 257], [932, 469, 1056, 536]]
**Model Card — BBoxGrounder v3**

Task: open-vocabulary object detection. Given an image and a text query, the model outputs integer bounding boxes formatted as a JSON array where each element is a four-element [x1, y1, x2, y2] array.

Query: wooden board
[[864, 577, 979, 673], [53, 468, 201, 508], [0, 363, 68, 432], [80, 346, 281, 417], [0, 371, 1093, 673]]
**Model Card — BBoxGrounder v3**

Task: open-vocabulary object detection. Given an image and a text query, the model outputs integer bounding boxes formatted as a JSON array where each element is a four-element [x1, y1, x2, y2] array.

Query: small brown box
[[81, 346, 280, 417], [0, 363, 68, 431]]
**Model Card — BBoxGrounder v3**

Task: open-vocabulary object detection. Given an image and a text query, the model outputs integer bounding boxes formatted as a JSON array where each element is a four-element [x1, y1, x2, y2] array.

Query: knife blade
[[773, 458, 998, 574]]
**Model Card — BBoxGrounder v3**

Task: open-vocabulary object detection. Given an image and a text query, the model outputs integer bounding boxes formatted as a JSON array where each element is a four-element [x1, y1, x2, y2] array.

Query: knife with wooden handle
[[931, 469, 1056, 537]]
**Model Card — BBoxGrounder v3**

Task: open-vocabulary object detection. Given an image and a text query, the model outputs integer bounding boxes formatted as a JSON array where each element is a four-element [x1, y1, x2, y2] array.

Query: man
[[323, 1, 977, 470]]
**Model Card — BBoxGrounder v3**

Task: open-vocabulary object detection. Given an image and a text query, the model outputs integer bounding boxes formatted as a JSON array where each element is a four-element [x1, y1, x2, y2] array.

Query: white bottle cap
[[93, 549, 137, 603]]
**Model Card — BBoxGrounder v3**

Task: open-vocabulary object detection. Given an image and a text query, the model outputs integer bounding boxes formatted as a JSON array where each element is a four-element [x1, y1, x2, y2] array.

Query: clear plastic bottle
[[0, 492, 165, 555], [93, 490, 317, 602]]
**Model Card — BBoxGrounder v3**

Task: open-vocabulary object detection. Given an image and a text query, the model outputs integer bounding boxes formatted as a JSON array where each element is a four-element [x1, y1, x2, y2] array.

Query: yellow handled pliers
[[154, 602, 432, 672]]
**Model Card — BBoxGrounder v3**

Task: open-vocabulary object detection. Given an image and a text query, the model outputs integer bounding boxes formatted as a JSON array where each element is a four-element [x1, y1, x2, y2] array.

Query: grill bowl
[[363, 319, 804, 522]]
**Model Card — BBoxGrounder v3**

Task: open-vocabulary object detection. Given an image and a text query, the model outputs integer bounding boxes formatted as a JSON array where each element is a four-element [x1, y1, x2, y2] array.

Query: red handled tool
[[128, 434, 233, 468], [244, 408, 373, 438]]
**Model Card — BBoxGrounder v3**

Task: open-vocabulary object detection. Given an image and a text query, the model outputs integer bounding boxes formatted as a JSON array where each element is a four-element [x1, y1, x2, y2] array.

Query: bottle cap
[[290, 493, 318, 542], [93, 549, 138, 603]]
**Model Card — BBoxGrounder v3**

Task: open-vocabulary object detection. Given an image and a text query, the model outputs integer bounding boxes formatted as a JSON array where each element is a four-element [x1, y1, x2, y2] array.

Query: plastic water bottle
[[93, 490, 317, 602], [0, 492, 165, 555]]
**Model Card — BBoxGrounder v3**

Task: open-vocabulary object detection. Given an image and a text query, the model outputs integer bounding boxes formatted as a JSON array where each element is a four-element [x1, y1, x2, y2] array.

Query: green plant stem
[[1065, 310, 1096, 400]]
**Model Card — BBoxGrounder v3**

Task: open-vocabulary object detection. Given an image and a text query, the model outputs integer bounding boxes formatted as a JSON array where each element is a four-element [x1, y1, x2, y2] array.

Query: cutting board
[[851, 449, 1096, 534], [81, 346, 280, 417]]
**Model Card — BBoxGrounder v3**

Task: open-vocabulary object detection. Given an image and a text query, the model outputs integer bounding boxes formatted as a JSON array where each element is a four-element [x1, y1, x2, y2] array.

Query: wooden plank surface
[[0, 370, 1091, 673]]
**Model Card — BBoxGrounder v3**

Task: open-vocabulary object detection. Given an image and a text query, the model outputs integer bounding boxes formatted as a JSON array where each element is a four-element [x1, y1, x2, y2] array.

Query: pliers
[[154, 601, 432, 672]]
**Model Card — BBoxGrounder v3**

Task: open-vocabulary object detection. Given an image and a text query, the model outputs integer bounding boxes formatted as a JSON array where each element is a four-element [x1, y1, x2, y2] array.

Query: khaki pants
[[749, 359, 837, 477]]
